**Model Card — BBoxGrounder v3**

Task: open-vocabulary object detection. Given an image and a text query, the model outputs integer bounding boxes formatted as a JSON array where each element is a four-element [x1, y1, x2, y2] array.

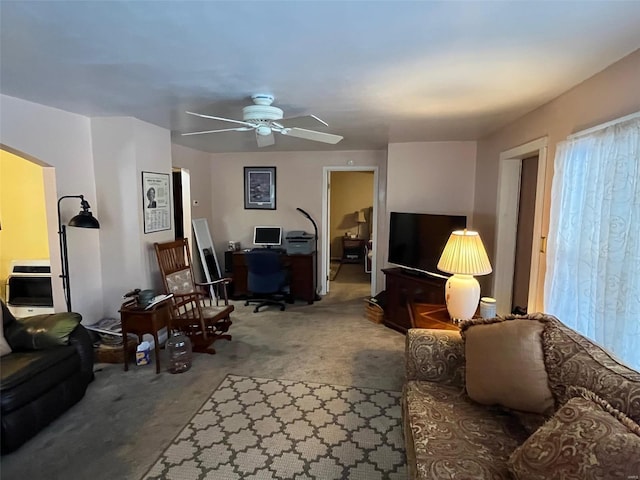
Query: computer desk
[[230, 250, 317, 304]]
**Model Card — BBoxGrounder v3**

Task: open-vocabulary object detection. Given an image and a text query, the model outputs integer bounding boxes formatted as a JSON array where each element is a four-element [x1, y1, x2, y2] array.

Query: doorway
[[322, 167, 378, 298], [172, 167, 192, 249], [0, 146, 63, 311], [512, 155, 539, 314], [493, 138, 548, 316]]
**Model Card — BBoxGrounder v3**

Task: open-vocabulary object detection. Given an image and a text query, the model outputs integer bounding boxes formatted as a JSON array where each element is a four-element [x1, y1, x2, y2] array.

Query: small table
[[341, 237, 366, 264], [408, 302, 460, 331], [119, 300, 171, 374]]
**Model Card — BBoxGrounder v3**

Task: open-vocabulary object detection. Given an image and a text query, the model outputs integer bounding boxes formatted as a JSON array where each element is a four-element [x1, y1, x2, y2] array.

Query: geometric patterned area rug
[[143, 375, 407, 480]]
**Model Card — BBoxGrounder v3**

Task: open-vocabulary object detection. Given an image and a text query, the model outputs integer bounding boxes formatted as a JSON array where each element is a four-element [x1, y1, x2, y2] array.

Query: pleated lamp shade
[[437, 230, 492, 276], [437, 230, 492, 320]]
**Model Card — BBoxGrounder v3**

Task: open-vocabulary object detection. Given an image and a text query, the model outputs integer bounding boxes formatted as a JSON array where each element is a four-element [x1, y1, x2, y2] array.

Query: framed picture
[[244, 166, 276, 210], [142, 171, 171, 233]]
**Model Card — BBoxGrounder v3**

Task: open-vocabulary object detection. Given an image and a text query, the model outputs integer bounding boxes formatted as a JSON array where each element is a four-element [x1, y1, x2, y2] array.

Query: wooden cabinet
[[232, 251, 317, 304], [287, 253, 317, 303], [341, 238, 366, 264], [382, 268, 446, 333], [408, 303, 459, 331]]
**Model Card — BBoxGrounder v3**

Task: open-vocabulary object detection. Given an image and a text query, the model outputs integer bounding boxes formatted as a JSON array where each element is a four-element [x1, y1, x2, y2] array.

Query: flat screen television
[[388, 212, 467, 277], [253, 226, 283, 247]]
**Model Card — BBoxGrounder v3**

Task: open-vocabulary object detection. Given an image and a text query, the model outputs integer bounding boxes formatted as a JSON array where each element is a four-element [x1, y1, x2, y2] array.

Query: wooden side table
[[119, 300, 171, 374], [408, 302, 460, 331], [341, 237, 366, 264]]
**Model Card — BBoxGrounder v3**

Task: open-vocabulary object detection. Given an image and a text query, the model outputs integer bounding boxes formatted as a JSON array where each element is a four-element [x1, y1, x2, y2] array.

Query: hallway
[[325, 262, 371, 303]]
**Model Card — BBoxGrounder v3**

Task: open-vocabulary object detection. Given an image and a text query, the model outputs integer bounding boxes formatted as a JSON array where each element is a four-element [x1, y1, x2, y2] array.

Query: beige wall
[[474, 48, 640, 305], [330, 171, 374, 258], [387, 141, 477, 217], [196, 150, 386, 290], [0, 94, 103, 319], [1, 94, 176, 320], [383, 141, 478, 279], [185, 144, 480, 294], [92, 117, 175, 318]]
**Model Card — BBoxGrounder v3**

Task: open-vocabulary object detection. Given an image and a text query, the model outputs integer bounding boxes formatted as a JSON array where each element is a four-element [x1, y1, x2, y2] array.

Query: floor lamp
[[296, 207, 321, 301], [58, 195, 100, 312], [437, 230, 492, 321]]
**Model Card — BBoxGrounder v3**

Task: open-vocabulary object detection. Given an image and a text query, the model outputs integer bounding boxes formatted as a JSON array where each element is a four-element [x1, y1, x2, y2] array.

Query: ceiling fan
[[182, 94, 343, 147]]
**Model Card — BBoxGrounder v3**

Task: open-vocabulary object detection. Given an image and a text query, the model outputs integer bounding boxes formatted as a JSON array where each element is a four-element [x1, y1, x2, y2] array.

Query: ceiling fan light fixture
[[183, 93, 343, 147], [251, 94, 275, 106], [243, 104, 283, 122], [256, 125, 272, 136]]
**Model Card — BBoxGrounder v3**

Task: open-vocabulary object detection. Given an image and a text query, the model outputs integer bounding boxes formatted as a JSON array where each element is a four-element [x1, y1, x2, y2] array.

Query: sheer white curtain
[[545, 116, 640, 370]]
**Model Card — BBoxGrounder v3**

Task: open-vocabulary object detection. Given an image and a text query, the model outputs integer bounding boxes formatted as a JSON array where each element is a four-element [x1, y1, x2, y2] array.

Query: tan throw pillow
[[508, 389, 640, 479], [464, 318, 554, 414]]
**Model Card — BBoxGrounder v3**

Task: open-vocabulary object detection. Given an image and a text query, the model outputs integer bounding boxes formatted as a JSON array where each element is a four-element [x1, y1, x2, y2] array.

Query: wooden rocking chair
[[154, 238, 233, 354]]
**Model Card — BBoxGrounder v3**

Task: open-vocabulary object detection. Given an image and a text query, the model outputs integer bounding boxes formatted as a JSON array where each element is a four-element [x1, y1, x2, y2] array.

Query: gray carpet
[[329, 261, 342, 281], [143, 374, 406, 479], [1, 272, 403, 480]]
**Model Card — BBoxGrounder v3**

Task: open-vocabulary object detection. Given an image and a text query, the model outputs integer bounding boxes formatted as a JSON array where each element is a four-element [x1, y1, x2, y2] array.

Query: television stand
[[382, 267, 446, 333]]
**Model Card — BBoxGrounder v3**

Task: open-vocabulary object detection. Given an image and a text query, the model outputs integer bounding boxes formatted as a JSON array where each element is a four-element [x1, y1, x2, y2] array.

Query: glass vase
[[166, 331, 192, 374]]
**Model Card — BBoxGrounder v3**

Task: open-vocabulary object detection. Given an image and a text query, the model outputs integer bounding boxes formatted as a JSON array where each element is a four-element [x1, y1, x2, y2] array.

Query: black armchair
[[244, 249, 291, 312], [1, 301, 94, 453]]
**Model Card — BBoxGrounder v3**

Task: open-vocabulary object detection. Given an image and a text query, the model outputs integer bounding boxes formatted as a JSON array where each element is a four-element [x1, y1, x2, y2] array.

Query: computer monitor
[[253, 226, 282, 247]]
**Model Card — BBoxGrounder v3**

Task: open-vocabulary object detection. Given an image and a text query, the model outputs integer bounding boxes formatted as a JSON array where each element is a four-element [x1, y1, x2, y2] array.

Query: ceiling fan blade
[[181, 127, 253, 136], [282, 127, 343, 144], [256, 131, 275, 147], [186, 111, 255, 128], [278, 114, 328, 129]]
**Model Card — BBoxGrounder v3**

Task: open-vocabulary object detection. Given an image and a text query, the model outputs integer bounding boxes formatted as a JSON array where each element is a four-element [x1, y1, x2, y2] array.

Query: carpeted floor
[[1, 269, 401, 480], [143, 374, 406, 480], [329, 260, 342, 281]]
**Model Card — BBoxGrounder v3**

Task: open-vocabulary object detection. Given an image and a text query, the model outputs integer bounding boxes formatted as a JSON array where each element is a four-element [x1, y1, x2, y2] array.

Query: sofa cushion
[[508, 388, 640, 479], [541, 316, 640, 424], [404, 380, 528, 480], [0, 347, 80, 413], [462, 317, 554, 414]]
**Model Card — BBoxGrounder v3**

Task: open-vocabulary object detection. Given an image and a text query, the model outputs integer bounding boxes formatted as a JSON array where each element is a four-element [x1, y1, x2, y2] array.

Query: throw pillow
[[508, 388, 640, 479], [462, 317, 554, 414], [19, 312, 82, 349]]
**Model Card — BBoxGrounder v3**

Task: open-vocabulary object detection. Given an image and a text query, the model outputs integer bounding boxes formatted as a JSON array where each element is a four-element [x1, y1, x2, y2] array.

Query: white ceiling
[[2, 1, 640, 153]]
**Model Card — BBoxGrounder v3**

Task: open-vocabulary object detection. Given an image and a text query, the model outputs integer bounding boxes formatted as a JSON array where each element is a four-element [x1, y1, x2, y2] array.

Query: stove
[[5, 259, 55, 317]]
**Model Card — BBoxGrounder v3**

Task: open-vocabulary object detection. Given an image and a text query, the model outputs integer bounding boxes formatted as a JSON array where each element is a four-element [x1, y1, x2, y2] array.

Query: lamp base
[[444, 274, 480, 321]]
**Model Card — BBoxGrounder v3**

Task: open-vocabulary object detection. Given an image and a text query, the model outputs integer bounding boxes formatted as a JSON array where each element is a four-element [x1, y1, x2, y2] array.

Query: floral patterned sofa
[[402, 313, 640, 480]]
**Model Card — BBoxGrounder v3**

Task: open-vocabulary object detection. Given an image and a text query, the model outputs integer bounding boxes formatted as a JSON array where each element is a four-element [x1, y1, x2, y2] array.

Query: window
[[544, 115, 640, 370]]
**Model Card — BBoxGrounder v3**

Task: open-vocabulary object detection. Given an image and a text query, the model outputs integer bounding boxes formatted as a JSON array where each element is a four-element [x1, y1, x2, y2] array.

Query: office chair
[[154, 238, 233, 354], [244, 248, 291, 312]]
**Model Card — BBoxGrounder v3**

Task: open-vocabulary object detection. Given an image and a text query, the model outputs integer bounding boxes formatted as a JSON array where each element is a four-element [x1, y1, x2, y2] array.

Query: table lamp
[[356, 210, 366, 238], [437, 230, 492, 321]]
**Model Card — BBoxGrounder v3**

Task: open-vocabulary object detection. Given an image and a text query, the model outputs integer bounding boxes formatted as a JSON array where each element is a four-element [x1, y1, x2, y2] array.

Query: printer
[[285, 231, 315, 255]]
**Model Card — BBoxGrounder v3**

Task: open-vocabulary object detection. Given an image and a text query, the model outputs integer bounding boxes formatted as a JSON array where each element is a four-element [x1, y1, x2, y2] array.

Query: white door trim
[[493, 137, 548, 315], [321, 166, 379, 296]]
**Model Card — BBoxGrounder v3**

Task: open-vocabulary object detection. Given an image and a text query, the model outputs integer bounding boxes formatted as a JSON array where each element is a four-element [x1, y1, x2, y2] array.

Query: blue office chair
[[244, 249, 291, 312]]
